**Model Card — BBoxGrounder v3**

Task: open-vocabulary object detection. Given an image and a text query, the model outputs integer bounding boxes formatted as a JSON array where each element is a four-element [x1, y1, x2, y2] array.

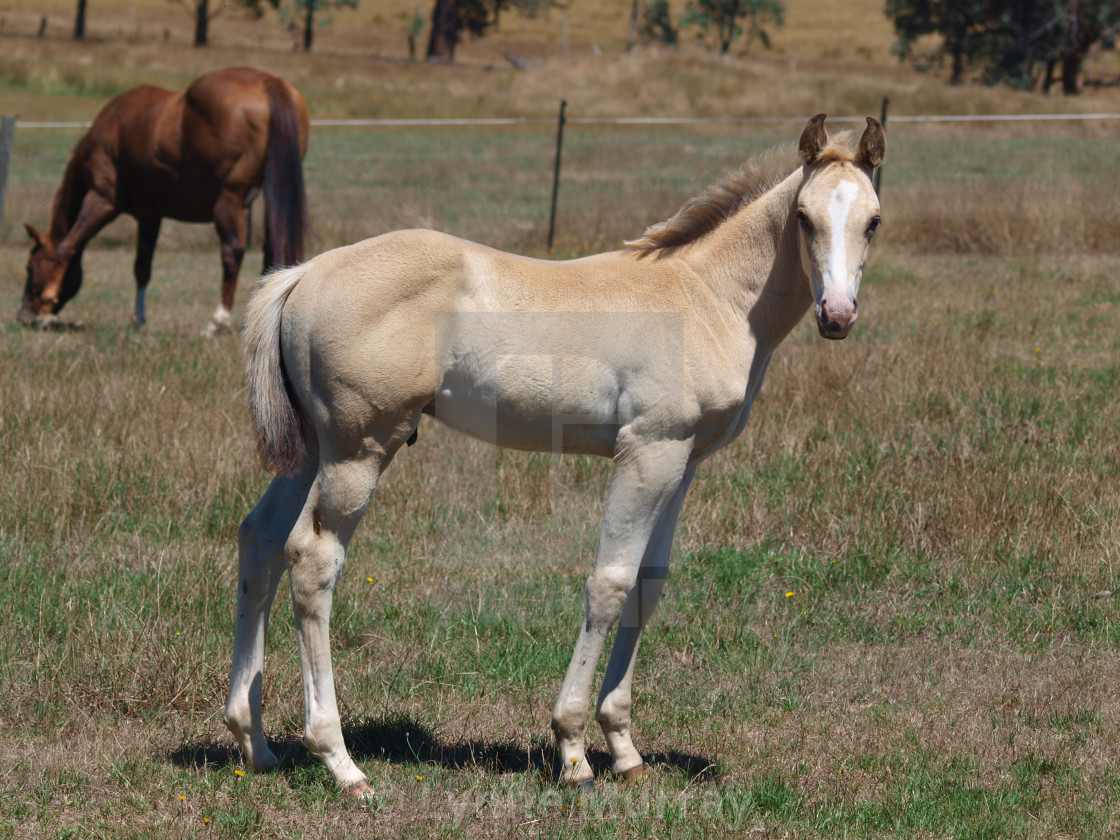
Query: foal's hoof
[[345, 779, 375, 800], [616, 764, 645, 783], [558, 773, 596, 790]]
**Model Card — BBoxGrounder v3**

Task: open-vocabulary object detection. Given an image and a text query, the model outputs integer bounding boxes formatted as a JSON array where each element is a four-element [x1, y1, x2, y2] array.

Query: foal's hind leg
[[225, 457, 316, 771], [595, 469, 694, 780], [286, 440, 400, 795]]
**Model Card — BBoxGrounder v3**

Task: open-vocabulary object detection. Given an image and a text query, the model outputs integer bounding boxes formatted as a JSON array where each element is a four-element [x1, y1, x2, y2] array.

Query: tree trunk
[[193, 0, 208, 47], [1061, 52, 1083, 94], [426, 0, 458, 62], [626, 0, 641, 51], [303, 4, 314, 51], [1041, 59, 1056, 93], [74, 0, 86, 40]]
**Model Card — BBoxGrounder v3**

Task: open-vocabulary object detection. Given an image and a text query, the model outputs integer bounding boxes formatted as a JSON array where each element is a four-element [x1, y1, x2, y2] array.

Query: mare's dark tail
[[261, 77, 308, 270]]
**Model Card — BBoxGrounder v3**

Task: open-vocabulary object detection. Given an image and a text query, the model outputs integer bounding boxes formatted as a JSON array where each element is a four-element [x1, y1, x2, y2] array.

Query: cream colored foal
[[224, 114, 885, 794]]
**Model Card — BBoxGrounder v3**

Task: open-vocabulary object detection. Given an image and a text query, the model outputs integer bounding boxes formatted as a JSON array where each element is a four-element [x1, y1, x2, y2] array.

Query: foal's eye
[[796, 210, 812, 231], [867, 216, 881, 237]]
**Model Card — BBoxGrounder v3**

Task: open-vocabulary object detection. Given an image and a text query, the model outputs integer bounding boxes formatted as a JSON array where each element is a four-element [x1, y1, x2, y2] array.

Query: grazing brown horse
[[19, 67, 309, 333]]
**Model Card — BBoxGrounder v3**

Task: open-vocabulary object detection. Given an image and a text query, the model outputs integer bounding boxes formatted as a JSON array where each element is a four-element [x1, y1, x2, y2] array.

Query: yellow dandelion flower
[[785, 591, 795, 598], [416, 774, 423, 782], [234, 769, 245, 777], [202, 817, 210, 824], [367, 576, 373, 583], [179, 795, 185, 801]]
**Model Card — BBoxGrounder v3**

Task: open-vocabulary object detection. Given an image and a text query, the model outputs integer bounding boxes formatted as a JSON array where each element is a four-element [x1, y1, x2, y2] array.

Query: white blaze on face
[[826, 179, 860, 294]]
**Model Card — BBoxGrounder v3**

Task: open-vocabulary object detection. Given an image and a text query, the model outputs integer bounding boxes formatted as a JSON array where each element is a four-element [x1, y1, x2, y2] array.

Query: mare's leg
[[287, 437, 404, 795], [595, 469, 695, 779], [131, 216, 161, 326], [225, 451, 317, 772], [208, 189, 248, 334], [551, 435, 693, 785]]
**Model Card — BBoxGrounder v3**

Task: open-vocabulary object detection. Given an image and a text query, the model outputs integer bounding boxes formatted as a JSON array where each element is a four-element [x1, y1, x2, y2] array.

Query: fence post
[[0, 115, 18, 239], [547, 99, 567, 252], [874, 96, 888, 197]]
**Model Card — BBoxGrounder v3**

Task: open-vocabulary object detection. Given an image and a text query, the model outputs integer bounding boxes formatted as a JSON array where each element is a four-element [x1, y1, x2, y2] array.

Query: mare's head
[[794, 114, 885, 340], [19, 224, 83, 329]]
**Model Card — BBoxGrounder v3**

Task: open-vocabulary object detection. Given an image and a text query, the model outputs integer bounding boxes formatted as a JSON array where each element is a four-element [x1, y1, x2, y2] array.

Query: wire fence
[[3, 111, 1120, 258]]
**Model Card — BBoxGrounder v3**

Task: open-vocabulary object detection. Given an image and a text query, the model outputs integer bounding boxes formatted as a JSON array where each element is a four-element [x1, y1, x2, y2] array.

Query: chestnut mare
[[19, 67, 309, 333], [225, 115, 885, 795]]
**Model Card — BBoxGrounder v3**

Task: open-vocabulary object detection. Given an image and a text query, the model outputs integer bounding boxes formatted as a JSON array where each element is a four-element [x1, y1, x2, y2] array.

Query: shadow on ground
[[169, 712, 718, 785]]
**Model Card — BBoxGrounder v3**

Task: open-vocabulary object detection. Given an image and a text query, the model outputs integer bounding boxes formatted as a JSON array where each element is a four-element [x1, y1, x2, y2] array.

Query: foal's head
[[19, 224, 82, 328], [794, 114, 885, 340]]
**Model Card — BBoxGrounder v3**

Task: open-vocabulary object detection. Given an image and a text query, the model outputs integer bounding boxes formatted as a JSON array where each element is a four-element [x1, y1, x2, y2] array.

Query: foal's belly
[[431, 351, 624, 457]]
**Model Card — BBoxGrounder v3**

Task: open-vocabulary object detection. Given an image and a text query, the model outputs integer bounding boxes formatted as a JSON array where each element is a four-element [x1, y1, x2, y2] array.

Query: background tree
[[280, 0, 360, 51], [74, 0, 87, 39], [887, 0, 1120, 92], [427, 0, 501, 62], [640, 0, 679, 45], [408, 4, 426, 58], [885, 0, 991, 84], [680, 0, 784, 55], [169, 0, 217, 46], [425, 0, 566, 62]]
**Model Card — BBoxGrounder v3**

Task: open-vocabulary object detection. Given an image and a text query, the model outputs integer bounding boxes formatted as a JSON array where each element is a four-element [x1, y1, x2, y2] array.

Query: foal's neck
[[683, 170, 810, 349]]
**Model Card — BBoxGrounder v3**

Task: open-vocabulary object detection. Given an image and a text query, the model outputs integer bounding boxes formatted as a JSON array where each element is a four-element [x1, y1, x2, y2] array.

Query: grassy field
[[3, 1, 1120, 837], [3, 241, 1120, 838]]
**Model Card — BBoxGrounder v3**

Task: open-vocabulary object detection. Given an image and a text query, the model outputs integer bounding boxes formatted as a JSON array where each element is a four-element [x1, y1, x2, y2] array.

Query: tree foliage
[[640, 0, 680, 46], [887, 0, 1120, 93], [680, 0, 784, 55], [426, 0, 568, 62]]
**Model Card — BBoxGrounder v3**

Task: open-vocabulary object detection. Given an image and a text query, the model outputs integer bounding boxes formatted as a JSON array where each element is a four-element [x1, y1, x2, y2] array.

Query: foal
[[225, 115, 885, 793]]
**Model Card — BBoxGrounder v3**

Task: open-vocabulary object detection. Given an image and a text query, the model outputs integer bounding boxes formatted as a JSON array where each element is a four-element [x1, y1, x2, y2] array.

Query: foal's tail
[[244, 264, 307, 476], [261, 77, 308, 271]]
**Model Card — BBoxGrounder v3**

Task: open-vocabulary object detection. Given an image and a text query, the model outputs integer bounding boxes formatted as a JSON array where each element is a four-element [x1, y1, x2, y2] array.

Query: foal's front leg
[[595, 469, 694, 780], [551, 437, 693, 785]]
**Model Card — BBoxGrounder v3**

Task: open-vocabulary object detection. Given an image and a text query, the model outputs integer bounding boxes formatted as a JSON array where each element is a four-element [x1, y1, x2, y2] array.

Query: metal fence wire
[[3, 112, 1120, 257]]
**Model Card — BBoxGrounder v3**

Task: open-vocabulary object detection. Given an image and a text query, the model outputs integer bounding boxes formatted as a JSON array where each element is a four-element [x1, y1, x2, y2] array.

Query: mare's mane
[[625, 132, 856, 255]]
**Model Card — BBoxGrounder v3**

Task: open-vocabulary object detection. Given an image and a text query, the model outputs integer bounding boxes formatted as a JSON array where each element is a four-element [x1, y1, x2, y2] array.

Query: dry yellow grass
[[3, 0, 1118, 120]]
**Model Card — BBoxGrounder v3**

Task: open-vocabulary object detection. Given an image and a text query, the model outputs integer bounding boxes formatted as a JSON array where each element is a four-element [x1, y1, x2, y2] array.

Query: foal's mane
[[625, 133, 856, 255]]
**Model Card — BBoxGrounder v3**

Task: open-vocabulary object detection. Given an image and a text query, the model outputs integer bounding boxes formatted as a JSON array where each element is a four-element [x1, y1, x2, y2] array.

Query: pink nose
[[817, 297, 858, 340]]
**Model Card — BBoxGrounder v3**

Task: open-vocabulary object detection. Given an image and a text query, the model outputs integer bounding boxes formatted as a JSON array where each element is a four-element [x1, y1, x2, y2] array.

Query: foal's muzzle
[[816, 298, 858, 340]]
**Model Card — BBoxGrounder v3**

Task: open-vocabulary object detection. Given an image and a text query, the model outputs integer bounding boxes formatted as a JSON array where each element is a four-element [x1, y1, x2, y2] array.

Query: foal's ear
[[24, 222, 47, 249], [855, 117, 886, 170], [798, 114, 828, 164]]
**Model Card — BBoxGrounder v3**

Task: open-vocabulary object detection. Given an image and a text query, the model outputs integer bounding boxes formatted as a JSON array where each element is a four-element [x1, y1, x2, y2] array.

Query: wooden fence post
[[547, 99, 567, 252], [874, 96, 888, 197], [0, 115, 18, 239]]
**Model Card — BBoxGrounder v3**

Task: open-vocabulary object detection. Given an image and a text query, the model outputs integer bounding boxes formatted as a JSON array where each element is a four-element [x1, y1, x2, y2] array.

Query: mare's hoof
[[345, 779, 375, 799], [616, 764, 645, 783]]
